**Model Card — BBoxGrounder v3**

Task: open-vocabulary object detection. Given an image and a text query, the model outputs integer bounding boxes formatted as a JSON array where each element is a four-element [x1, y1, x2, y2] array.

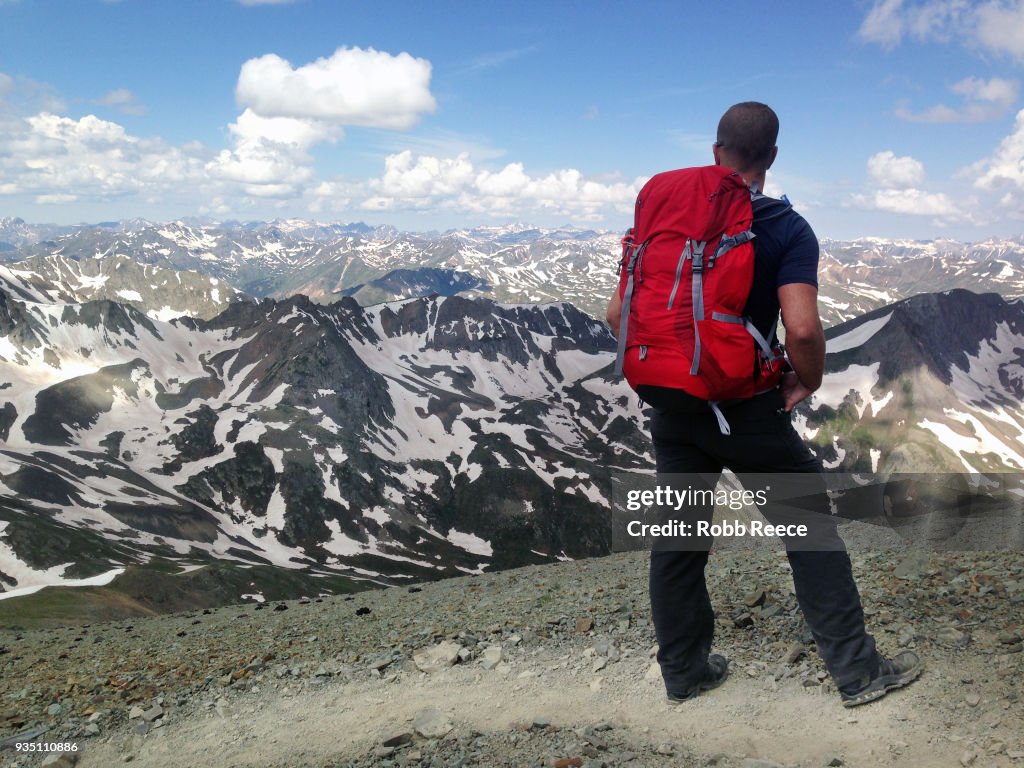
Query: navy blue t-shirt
[[744, 198, 819, 344]]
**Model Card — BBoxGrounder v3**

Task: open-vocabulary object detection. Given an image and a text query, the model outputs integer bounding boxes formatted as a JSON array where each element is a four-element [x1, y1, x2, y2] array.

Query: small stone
[[532, 717, 552, 730], [997, 630, 1021, 644], [141, 705, 164, 723], [825, 757, 844, 767], [84, 723, 100, 736], [733, 612, 754, 628], [655, 743, 674, 756], [128, 706, 145, 720], [784, 643, 806, 665], [413, 706, 453, 739], [132, 722, 150, 736], [413, 641, 462, 673], [760, 604, 783, 619], [46, 703, 63, 717], [380, 730, 413, 748], [744, 589, 767, 608], [40, 755, 78, 768], [592, 657, 608, 673], [965, 694, 981, 707], [481, 646, 503, 670], [960, 750, 977, 767], [554, 758, 583, 768], [508, 634, 522, 646], [576, 617, 594, 633], [740, 760, 785, 768]]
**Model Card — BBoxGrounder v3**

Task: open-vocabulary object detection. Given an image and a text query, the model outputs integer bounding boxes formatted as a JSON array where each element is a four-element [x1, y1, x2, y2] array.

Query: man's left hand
[[779, 371, 814, 412]]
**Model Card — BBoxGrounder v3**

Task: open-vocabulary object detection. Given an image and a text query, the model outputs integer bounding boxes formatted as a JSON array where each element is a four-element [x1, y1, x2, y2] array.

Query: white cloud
[[975, 1, 1024, 59], [853, 149, 965, 221], [858, 0, 907, 49], [312, 150, 644, 221], [867, 150, 926, 187], [0, 112, 206, 202], [970, 107, 1024, 188], [859, 0, 1024, 60], [236, 46, 436, 130], [897, 76, 1019, 122], [95, 88, 146, 116], [36, 193, 78, 204], [853, 188, 961, 216], [204, 109, 339, 197]]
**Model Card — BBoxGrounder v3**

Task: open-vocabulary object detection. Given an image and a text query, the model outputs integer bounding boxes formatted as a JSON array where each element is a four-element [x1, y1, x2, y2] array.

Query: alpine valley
[[1, 218, 1023, 625]]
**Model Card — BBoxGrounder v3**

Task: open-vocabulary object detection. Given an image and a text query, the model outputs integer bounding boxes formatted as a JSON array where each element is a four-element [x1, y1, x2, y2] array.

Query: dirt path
[[76, 640, 991, 768]]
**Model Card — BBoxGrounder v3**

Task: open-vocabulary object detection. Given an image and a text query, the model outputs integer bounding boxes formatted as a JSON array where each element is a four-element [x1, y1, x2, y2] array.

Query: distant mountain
[[0, 217, 77, 251], [5, 219, 1023, 325], [0, 281, 648, 598], [0, 253, 252, 321], [799, 288, 1024, 477]]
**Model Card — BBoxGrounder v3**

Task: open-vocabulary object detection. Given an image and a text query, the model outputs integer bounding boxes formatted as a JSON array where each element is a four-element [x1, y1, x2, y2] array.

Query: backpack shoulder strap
[[751, 192, 793, 223]]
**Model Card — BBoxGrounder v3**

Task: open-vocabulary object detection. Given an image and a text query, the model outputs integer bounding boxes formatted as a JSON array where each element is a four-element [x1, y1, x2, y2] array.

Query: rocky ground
[[1, 545, 1022, 768]]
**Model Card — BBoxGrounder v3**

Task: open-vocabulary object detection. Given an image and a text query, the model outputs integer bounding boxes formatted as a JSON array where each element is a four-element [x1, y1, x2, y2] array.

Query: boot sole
[[841, 664, 923, 707]]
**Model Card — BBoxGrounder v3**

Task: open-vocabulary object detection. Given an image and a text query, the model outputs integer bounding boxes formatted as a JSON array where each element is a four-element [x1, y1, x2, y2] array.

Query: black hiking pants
[[646, 387, 879, 694]]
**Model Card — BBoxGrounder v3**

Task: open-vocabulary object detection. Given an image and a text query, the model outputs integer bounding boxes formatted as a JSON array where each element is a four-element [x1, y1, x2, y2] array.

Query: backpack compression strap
[[613, 234, 648, 376]]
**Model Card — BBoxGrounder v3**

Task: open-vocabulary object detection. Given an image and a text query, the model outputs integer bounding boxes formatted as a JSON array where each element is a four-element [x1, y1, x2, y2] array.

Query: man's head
[[713, 102, 779, 177]]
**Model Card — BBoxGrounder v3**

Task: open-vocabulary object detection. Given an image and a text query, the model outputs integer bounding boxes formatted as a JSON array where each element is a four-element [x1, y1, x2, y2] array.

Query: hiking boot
[[840, 651, 922, 707], [666, 654, 729, 703]]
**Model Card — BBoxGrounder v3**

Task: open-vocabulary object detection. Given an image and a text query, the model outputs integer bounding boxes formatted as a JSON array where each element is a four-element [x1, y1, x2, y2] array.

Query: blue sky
[[1, 0, 1023, 240]]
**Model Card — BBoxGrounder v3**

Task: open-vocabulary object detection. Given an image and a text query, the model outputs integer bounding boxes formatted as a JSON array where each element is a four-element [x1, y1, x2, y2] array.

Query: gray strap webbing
[[613, 242, 643, 376], [709, 401, 731, 436], [711, 230, 754, 265], [744, 318, 781, 359], [710, 311, 782, 360], [688, 241, 707, 376], [666, 240, 691, 309]]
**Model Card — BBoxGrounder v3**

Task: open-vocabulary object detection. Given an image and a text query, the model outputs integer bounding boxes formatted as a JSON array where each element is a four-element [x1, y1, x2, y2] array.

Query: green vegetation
[[0, 559, 371, 630]]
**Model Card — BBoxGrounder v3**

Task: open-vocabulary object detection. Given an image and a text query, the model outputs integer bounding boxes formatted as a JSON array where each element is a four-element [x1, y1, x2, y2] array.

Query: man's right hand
[[779, 371, 814, 412]]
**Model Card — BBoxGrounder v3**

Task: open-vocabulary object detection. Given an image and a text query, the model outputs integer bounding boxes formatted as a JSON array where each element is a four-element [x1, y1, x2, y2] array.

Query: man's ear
[[713, 143, 722, 166], [766, 145, 778, 170]]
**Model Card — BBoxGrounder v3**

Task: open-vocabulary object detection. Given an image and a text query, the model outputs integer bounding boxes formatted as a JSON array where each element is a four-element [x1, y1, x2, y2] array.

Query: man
[[606, 102, 922, 707]]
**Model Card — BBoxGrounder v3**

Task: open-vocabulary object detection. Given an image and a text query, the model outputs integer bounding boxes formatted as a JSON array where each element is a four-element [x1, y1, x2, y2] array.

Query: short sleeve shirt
[[743, 200, 819, 344]]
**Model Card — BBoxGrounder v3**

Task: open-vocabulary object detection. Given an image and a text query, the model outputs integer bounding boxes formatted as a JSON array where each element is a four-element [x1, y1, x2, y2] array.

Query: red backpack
[[613, 165, 788, 434]]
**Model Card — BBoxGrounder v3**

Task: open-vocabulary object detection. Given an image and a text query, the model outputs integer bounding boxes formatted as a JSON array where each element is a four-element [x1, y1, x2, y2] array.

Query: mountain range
[[6, 218, 1022, 326], [1, 217, 1023, 620]]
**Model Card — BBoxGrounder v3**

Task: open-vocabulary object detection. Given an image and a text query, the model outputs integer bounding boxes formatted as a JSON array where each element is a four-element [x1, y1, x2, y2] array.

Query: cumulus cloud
[[867, 151, 926, 187], [859, 0, 1024, 59], [853, 150, 964, 220], [311, 150, 644, 221], [852, 188, 961, 216], [969, 107, 1024, 188], [897, 76, 1019, 122], [0, 112, 206, 202], [236, 46, 436, 130]]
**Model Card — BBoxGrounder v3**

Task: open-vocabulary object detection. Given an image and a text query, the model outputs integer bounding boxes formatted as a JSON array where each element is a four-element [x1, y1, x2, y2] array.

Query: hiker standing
[[606, 102, 922, 707]]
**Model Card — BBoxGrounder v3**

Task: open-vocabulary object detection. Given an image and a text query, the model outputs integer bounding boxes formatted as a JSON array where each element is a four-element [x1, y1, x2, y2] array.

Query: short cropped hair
[[716, 102, 779, 173]]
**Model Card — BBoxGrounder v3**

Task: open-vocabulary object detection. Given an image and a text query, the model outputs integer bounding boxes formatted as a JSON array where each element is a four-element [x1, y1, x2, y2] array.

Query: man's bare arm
[[778, 282, 825, 410], [606, 291, 622, 338]]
